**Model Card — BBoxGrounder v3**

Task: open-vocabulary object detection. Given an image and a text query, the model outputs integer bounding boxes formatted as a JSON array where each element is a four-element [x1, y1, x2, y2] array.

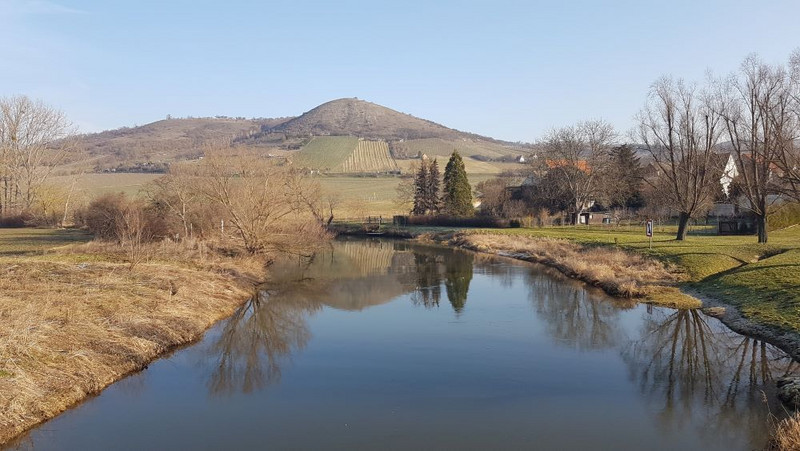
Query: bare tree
[[539, 120, 616, 225], [717, 55, 795, 243], [195, 150, 328, 255], [772, 49, 800, 203], [637, 77, 723, 240], [147, 163, 199, 238], [0, 96, 75, 214], [115, 201, 153, 269]]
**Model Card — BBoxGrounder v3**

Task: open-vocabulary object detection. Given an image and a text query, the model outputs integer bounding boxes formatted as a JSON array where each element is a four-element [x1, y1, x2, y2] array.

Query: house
[[719, 153, 738, 196], [578, 211, 612, 225], [545, 159, 591, 173]]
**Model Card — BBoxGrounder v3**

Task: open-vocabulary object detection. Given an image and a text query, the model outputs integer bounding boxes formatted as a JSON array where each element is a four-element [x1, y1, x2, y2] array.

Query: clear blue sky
[[2, 0, 799, 142]]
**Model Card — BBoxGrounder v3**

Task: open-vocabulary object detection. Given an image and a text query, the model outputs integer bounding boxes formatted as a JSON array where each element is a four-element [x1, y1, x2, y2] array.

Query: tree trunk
[[676, 211, 690, 241], [757, 214, 768, 244]]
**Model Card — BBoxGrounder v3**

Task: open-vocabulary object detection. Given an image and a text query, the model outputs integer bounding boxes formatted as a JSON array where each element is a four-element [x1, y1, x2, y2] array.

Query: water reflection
[[203, 238, 799, 448], [526, 269, 633, 350], [409, 246, 474, 313], [411, 251, 442, 309], [15, 239, 800, 451], [207, 289, 318, 395], [623, 308, 800, 444], [444, 252, 473, 314]]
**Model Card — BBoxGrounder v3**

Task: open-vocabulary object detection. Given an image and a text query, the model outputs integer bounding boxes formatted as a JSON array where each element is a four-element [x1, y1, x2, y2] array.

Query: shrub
[[0, 213, 32, 228], [769, 202, 800, 231], [76, 193, 166, 242], [405, 215, 513, 228], [75, 193, 128, 240]]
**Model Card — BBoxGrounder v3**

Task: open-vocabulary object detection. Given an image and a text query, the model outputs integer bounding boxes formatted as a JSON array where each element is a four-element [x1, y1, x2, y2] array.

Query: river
[[9, 238, 798, 450]]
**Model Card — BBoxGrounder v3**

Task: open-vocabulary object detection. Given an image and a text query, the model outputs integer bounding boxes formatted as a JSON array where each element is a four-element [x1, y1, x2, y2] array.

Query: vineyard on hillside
[[339, 140, 398, 173], [293, 136, 359, 171]]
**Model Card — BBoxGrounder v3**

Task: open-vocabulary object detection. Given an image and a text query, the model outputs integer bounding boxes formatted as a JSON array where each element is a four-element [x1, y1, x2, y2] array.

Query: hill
[[266, 98, 503, 142], [69, 117, 290, 172], [68, 98, 530, 175]]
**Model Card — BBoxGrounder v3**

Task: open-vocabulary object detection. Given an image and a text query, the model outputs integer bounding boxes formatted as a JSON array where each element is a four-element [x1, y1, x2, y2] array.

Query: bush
[[0, 213, 33, 228], [75, 193, 127, 240], [769, 202, 800, 231], [405, 215, 514, 228], [75, 193, 166, 242]]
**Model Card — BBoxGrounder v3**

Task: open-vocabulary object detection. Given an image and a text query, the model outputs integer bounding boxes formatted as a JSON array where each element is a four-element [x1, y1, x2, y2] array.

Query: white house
[[720, 153, 739, 197]]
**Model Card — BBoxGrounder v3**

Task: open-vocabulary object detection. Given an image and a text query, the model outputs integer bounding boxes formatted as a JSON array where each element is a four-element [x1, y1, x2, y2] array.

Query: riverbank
[[331, 222, 800, 343], [0, 229, 266, 446]]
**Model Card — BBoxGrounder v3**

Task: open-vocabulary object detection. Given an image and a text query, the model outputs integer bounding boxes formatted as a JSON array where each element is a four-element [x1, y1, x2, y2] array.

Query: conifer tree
[[412, 159, 428, 215], [426, 158, 441, 214], [442, 151, 473, 216]]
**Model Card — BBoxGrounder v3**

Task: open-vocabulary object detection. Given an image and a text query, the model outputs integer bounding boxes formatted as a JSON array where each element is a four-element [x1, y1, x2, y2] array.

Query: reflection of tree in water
[[207, 288, 320, 396], [528, 270, 630, 350], [444, 251, 473, 314], [623, 308, 800, 447], [472, 254, 518, 289], [411, 252, 443, 308], [409, 247, 474, 314]]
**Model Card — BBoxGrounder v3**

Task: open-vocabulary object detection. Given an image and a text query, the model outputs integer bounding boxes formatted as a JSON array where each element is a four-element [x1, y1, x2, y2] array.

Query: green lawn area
[[467, 224, 800, 331], [0, 228, 92, 256]]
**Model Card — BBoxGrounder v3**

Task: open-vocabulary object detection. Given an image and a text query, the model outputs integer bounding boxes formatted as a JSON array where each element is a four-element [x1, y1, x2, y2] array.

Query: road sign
[[646, 220, 653, 237]]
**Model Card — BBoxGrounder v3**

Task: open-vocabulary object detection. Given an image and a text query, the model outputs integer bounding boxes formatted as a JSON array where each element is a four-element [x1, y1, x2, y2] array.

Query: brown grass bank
[[0, 238, 266, 445], [441, 232, 700, 308], [772, 413, 800, 450]]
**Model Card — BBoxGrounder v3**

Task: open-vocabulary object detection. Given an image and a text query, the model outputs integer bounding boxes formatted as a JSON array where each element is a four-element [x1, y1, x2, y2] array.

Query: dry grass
[[0, 239, 266, 445], [450, 233, 698, 307], [772, 413, 800, 450]]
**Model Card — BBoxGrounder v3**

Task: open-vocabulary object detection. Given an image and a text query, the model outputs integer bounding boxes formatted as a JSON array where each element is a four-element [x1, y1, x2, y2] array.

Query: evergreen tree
[[442, 151, 473, 216], [426, 158, 441, 214], [607, 145, 644, 209], [412, 159, 428, 215]]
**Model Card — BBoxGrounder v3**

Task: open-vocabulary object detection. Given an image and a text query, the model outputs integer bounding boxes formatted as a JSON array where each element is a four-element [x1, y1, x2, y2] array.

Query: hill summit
[[267, 98, 494, 142]]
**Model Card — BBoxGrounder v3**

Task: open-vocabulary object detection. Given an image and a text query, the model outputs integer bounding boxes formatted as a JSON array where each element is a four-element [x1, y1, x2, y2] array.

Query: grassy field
[[462, 224, 800, 330], [318, 174, 497, 218], [50, 173, 160, 198], [392, 137, 525, 160], [395, 157, 517, 175], [0, 228, 92, 255]]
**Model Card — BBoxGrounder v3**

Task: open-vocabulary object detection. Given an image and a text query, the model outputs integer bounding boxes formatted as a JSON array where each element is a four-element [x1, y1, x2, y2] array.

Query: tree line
[[0, 96, 75, 223], [474, 50, 800, 243]]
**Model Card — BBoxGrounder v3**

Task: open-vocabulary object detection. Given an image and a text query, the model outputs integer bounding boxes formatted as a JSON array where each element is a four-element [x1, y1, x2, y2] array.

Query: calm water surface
[[10, 238, 799, 450]]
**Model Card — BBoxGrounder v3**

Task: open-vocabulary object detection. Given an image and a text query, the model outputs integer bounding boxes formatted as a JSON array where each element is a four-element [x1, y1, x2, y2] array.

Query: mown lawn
[[0, 228, 92, 256], [465, 224, 800, 331]]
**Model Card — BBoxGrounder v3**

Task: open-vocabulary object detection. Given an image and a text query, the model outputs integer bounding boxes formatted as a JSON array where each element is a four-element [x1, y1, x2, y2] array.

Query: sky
[[2, 0, 799, 142]]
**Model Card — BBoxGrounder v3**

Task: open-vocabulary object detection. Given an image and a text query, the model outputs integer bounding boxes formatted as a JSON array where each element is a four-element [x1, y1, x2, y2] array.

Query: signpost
[[646, 219, 653, 250]]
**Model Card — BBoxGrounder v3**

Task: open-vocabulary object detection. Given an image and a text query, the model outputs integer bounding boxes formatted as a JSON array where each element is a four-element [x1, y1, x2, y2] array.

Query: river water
[[10, 238, 799, 450]]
